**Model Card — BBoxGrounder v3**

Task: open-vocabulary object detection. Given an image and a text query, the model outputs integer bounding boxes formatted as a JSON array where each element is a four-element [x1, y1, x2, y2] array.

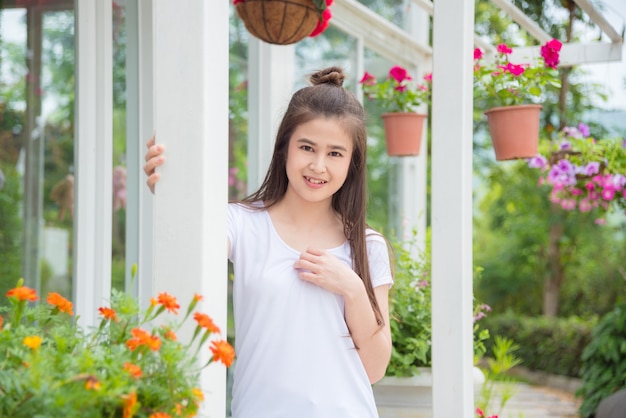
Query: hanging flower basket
[[381, 112, 427, 157], [484, 104, 542, 161], [234, 0, 330, 45]]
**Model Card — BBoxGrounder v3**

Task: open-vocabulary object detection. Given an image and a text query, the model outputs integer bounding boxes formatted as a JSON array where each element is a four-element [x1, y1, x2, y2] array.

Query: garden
[[1, 0, 625, 417]]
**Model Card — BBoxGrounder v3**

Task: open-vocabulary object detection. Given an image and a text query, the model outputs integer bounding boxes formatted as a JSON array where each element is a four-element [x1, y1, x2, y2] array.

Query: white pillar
[[399, 0, 430, 251], [431, 0, 475, 416], [247, 39, 295, 193], [153, 1, 229, 417], [74, 0, 113, 328]]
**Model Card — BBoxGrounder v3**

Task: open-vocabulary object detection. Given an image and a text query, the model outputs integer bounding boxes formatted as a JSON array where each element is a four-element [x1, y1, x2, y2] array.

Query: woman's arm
[[294, 249, 392, 383]]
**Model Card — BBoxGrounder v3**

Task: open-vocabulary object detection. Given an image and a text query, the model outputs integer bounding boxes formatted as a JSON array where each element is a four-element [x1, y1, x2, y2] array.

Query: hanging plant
[[233, 0, 333, 45]]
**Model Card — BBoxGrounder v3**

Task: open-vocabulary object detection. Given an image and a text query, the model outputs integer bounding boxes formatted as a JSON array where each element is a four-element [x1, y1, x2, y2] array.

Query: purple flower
[[527, 155, 548, 169], [562, 126, 581, 138], [582, 162, 600, 177], [547, 160, 576, 187], [559, 140, 571, 150], [578, 123, 590, 137]]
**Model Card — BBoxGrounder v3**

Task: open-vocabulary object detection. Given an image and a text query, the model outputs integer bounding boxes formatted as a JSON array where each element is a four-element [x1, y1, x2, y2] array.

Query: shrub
[[577, 303, 626, 417], [482, 312, 596, 377]]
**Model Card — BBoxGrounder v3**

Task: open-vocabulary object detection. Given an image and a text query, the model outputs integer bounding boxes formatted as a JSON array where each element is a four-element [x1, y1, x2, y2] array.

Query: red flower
[[496, 43, 512, 54], [309, 7, 332, 37], [474, 48, 483, 60], [359, 71, 376, 86], [389, 65, 412, 83], [233, 0, 245, 4], [540, 39, 562, 69]]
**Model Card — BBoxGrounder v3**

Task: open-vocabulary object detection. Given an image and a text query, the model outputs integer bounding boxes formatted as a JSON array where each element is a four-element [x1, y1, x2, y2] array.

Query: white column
[[153, 1, 229, 417], [125, 0, 155, 304], [398, 0, 430, 251], [74, 0, 112, 327], [431, 0, 475, 416], [247, 39, 295, 193]]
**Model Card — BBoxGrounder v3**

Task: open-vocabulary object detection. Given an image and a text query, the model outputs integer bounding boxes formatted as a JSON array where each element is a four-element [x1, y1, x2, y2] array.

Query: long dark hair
[[242, 66, 384, 327]]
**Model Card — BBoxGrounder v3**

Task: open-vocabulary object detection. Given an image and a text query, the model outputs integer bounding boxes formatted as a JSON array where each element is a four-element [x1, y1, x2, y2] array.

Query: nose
[[309, 154, 326, 173]]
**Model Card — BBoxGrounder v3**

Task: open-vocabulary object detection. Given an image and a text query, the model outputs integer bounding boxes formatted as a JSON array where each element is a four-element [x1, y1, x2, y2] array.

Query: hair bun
[[309, 66, 345, 87]]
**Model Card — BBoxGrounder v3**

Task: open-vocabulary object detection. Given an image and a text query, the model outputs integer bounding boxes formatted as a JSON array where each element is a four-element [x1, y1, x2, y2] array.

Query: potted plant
[[0, 268, 234, 418], [473, 39, 562, 161], [373, 230, 490, 417], [526, 122, 626, 224], [359, 65, 432, 157], [233, 0, 332, 45]]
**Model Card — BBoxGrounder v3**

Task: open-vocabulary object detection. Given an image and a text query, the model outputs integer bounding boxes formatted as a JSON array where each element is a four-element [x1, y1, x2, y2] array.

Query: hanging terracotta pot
[[235, 0, 320, 45], [484, 104, 542, 161], [381, 112, 427, 157]]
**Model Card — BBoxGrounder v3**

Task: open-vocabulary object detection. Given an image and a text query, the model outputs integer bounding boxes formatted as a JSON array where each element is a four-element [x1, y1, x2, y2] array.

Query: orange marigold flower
[[123, 362, 143, 379], [174, 404, 183, 415], [193, 293, 203, 302], [146, 335, 162, 351], [126, 328, 161, 352], [210, 339, 235, 367], [193, 312, 220, 333], [150, 297, 158, 306], [98, 307, 118, 321], [122, 391, 137, 418], [156, 292, 180, 314], [164, 329, 177, 341], [23, 335, 42, 349], [126, 339, 141, 351], [0, 315, 3, 330], [192, 387, 205, 402], [85, 376, 101, 390], [149, 413, 171, 418], [6, 286, 38, 302], [47, 292, 74, 315]]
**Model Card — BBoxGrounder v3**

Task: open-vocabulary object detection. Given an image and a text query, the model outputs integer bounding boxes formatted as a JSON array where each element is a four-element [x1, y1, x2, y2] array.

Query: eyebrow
[[296, 138, 349, 152]]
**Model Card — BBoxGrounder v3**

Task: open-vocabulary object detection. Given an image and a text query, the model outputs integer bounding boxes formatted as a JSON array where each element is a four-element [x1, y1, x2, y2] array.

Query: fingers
[[146, 135, 155, 149], [146, 172, 160, 194]]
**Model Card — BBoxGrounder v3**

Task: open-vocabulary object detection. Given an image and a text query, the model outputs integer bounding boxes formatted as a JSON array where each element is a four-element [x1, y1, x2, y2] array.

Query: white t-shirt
[[227, 202, 393, 418]]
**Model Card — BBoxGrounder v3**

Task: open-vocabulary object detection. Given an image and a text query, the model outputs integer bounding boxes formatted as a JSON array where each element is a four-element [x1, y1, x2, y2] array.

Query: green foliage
[[577, 303, 626, 417], [386, 229, 491, 377], [476, 336, 523, 418], [0, 164, 22, 308], [482, 312, 596, 377], [0, 276, 234, 417]]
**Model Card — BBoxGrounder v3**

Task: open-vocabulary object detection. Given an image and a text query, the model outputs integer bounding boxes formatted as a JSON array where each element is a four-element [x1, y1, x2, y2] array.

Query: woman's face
[[284, 117, 354, 205]]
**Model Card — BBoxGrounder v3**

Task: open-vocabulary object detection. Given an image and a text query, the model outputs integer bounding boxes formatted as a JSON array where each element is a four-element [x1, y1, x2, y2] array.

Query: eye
[[300, 145, 314, 152], [329, 151, 343, 157]]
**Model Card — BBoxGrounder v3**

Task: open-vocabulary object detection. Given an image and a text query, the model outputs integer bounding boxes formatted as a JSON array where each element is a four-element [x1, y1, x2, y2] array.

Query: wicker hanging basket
[[235, 0, 321, 45]]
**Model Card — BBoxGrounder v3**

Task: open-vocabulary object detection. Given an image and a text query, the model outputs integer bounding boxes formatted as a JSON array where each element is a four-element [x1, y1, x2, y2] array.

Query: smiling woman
[[144, 66, 394, 418]]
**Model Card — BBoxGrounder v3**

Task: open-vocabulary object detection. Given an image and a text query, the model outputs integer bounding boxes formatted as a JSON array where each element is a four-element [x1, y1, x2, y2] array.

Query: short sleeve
[[366, 231, 393, 288]]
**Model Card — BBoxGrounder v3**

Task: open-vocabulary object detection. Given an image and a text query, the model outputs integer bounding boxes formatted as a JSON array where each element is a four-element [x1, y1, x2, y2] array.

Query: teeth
[[306, 177, 326, 184]]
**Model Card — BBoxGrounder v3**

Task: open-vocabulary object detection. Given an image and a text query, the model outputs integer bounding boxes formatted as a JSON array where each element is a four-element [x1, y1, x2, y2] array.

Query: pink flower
[[359, 71, 376, 86], [473, 48, 483, 60], [540, 39, 562, 69], [496, 44, 512, 54], [389, 66, 412, 83], [309, 7, 332, 37]]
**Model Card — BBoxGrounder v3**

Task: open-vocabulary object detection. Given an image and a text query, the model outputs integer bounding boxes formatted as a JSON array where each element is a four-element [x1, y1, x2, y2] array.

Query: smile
[[305, 176, 327, 184]]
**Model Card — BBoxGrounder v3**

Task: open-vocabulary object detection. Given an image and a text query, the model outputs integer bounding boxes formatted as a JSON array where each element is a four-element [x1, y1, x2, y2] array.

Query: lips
[[305, 176, 327, 185]]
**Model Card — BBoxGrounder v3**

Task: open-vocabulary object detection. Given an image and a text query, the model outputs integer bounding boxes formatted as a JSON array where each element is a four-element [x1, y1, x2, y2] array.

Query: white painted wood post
[[153, 1, 229, 417], [74, 0, 113, 328], [247, 39, 295, 193], [431, 0, 476, 416]]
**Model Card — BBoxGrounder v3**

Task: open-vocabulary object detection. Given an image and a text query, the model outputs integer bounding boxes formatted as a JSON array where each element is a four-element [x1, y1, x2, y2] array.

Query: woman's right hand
[[144, 135, 165, 194]]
